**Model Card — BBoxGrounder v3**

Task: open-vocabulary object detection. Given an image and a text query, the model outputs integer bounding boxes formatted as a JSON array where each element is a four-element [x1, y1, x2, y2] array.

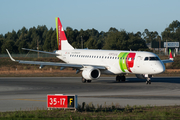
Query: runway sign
[[47, 94, 77, 109]]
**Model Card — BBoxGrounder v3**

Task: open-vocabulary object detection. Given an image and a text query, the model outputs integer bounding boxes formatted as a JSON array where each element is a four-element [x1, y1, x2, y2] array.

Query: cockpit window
[[144, 57, 160, 61], [144, 57, 148, 61]]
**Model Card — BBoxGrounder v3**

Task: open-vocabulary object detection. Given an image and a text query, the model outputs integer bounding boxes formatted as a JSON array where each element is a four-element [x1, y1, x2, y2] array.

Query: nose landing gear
[[145, 74, 152, 84], [146, 77, 151, 84]]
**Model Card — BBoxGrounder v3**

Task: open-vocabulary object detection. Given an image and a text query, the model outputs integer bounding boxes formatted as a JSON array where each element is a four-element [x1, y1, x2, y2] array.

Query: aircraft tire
[[116, 76, 121, 82], [82, 77, 86, 83], [121, 76, 126, 82], [87, 80, 92, 83]]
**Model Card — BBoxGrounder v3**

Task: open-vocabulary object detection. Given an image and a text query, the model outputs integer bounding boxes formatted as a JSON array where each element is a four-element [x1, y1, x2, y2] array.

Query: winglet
[[169, 49, 174, 61], [6, 49, 16, 62]]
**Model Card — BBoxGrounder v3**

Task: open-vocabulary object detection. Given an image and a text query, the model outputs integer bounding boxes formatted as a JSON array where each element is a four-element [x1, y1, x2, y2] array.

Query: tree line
[[0, 20, 180, 54]]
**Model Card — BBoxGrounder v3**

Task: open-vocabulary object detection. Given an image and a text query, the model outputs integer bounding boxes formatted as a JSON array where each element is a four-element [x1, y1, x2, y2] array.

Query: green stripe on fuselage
[[118, 52, 129, 72]]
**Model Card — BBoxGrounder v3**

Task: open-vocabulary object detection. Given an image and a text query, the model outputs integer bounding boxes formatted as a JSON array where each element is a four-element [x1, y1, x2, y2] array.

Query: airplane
[[6, 17, 174, 84]]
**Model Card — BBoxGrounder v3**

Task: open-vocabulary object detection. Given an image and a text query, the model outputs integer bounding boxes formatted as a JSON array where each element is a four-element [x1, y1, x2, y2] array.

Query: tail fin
[[169, 49, 174, 60], [55, 17, 74, 50]]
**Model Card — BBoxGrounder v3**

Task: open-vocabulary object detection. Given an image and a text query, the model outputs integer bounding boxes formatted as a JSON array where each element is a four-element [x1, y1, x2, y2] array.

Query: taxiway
[[0, 77, 180, 112]]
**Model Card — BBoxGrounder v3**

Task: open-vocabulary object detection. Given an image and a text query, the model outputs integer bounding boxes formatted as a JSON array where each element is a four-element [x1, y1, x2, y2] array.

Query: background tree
[[51, 29, 57, 50], [161, 20, 180, 42], [43, 28, 53, 51], [1, 40, 17, 53], [142, 29, 159, 43], [18, 40, 28, 53]]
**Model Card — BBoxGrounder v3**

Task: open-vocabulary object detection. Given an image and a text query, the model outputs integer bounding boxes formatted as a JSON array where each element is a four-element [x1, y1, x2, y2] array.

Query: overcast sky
[[1, 0, 180, 35]]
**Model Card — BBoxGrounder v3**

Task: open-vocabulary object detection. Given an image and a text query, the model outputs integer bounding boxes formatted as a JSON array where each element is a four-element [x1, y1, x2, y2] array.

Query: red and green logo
[[169, 49, 173, 59], [118, 52, 136, 73]]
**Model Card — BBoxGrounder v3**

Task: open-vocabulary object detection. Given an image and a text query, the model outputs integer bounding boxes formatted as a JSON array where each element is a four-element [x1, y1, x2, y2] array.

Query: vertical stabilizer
[[169, 49, 173, 60], [55, 17, 74, 50]]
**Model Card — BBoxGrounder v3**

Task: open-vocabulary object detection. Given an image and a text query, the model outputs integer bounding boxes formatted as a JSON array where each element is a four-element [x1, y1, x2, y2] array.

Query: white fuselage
[[55, 49, 165, 75]]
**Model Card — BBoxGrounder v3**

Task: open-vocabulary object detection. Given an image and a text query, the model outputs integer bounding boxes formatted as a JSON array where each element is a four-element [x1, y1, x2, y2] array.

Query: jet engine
[[82, 68, 101, 80]]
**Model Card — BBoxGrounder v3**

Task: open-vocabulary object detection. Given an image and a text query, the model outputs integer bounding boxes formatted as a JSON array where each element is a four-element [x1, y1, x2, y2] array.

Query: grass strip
[[1, 104, 180, 119]]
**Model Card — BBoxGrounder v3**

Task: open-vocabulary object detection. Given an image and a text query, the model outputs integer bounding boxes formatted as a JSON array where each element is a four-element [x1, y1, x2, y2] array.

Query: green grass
[[1, 104, 180, 119]]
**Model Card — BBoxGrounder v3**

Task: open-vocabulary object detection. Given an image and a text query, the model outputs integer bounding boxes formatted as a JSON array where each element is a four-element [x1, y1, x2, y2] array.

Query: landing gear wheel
[[82, 77, 86, 83], [87, 80, 92, 83], [116, 76, 121, 82], [121, 76, 126, 82]]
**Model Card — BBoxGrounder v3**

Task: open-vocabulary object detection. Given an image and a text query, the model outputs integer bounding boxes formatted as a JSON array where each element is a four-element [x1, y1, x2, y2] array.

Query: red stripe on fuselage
[[126, 53, 136, 72]]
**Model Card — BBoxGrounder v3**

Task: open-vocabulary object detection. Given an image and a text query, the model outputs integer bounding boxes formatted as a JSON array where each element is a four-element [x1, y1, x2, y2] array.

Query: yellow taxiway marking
[[14, 99, 46, 102]]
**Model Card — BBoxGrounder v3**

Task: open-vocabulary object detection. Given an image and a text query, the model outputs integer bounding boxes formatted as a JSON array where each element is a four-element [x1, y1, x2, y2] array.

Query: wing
[[6, 49, 106, 70], [161, 59, 174, 64]]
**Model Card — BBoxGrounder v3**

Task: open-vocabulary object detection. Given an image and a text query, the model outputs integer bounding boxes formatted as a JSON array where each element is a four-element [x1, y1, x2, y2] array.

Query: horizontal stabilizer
[[161, 59, 173, 64], [22, 48, 60, 56]]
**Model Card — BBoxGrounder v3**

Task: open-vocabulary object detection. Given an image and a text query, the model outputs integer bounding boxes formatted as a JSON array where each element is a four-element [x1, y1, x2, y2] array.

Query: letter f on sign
[[69, 98, 73, 105]]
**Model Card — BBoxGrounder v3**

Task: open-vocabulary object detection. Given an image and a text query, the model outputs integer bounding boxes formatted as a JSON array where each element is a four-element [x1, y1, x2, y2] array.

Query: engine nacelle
[[82, 68, 101, 80]]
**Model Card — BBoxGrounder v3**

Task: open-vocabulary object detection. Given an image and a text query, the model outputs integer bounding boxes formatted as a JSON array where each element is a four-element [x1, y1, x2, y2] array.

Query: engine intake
[[82, 68, 101, 80]]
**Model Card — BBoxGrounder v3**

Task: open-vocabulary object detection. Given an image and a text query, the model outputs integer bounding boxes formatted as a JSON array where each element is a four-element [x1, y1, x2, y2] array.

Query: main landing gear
[[82, 77, 91, 83], [116, 75, 126, 82]]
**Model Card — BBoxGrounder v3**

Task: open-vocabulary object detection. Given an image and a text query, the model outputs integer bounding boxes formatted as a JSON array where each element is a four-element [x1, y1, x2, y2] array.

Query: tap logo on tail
[[55, 17, 67, 50], [118, 52, 136, 72], [169, 49, 173, 60]]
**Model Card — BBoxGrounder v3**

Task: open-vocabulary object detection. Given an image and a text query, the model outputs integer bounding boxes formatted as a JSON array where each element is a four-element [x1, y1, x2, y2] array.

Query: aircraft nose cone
[[156, 63, 165, 73]]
